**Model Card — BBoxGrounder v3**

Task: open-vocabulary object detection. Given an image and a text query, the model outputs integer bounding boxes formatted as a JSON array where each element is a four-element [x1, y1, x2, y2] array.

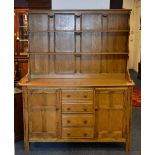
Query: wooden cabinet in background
[[19, 10, 134, 152], [14, 9, 28, 83], [14, 88, 24, 142], [14, 9, 28, 57], [14, 8, 28, 142], [14, 59, 28, 82]]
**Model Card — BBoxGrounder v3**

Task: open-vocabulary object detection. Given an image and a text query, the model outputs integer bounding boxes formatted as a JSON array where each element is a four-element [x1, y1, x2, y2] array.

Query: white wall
[[123, 0, 141, 71], [52, 0, 110, 9]]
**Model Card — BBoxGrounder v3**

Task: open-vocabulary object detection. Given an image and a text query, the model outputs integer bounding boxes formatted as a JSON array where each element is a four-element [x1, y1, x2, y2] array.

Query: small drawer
[[62, 127, 94, 138], [62, 114, 94, 127], [62, 104, 94, 113], [62, 89, 93, 100]]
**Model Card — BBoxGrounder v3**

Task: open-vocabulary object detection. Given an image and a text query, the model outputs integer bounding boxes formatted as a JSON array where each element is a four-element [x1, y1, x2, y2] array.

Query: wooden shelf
[[29, 30, 130, 33], [19, 26, 28, 28], [29, 52, 128, 55], [19, 39, 29, 42]]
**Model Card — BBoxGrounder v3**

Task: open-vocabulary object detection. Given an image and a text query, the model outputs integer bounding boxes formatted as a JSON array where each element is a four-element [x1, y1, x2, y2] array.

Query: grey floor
[[15, 107, 141, 155], [15, 70, 141, 155]]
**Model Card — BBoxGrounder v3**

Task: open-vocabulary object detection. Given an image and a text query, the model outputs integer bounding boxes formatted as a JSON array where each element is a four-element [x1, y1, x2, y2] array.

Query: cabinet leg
[[24, 141, 29, 152], [125, 141, 130, 152]]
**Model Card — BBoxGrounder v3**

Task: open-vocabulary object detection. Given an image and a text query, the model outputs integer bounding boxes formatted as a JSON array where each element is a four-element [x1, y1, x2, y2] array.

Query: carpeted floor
[[15, 69, 141, 155]]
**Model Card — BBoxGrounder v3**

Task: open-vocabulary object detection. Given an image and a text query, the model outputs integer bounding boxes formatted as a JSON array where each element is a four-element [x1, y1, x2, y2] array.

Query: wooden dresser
[[19, 9, 134, 151]]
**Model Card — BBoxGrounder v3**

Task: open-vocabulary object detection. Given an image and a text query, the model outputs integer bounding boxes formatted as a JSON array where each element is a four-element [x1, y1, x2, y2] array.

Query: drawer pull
[[56, 107, 59, 111], [67, 120, 71, 123], [67, 95, 71, 98], [95, 107, 98, 111], [67, 108, 71, 111], [67, 133, 71, 136], [83, 108, 87, 112], [84, 95, 87, 98], [83, 120, 87, 124], [83, 133, 88, 137]]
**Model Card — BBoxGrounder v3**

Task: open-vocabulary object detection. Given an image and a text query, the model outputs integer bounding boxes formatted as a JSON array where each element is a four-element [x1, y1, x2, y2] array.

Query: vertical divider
[[48, 13, 50, 74], [79, 14, 82, 73], [75, 13, 81, 74], [107, 14, 110, 73], [74, 14, 76, 73], [100, 15, 103, 73], [53, 13, 56, 74]]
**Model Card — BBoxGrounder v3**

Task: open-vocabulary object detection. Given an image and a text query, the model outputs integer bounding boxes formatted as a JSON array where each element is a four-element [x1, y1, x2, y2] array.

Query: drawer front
[[62, 114, 94, 127], [62, 127, 94, 138], [62, 89, 93, 100], [62, 104, 94, 113]]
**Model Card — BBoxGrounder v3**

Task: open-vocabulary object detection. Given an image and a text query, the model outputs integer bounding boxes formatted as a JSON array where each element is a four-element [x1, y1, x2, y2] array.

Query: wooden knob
[[95, 107, 98, 111], [103, 14, 107, 17], [67, 120, 71, 123], [84, 95, 87, 98], [83, 133, 87, 137], [83, 108, 87, 111], [67, 95, 70, 98], [67, 107, 71, 111], [67, 133, 71, 136], [83, 120, 87, 124]]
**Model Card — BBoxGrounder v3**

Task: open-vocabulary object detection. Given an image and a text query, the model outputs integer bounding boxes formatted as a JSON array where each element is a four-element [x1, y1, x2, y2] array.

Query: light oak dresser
[[19, 9, 134, 151]]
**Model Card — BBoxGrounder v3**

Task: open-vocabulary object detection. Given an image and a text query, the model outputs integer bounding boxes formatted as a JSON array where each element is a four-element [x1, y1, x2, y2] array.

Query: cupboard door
[[96, 88, 127, 139], [28, 89, 60, 139]]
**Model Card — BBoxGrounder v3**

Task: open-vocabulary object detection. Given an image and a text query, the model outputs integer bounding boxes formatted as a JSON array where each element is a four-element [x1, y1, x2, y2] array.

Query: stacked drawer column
[[61, 89, 95, 139]]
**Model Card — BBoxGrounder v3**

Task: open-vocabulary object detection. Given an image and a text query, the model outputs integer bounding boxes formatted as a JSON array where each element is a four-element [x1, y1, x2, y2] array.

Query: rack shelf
[[29, 52, 129, 55], [29, 30, 130, 33]]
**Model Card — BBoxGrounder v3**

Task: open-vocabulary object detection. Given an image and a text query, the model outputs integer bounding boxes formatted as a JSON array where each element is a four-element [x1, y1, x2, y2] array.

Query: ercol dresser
[[19, 9, 134, 151]]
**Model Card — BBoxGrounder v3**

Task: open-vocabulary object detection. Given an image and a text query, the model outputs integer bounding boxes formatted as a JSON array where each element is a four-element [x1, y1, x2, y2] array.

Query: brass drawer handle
[[67, 120, 71, 123], [103, 14, 108, 17], [83, 108, 87, 112], [84, 95, 87, 98], [95, 107, 98, 111], [67, 95, 71, 98], [67, 107, 71, 111], [83, 120, 87, 124], [83, 133, 88, 137]]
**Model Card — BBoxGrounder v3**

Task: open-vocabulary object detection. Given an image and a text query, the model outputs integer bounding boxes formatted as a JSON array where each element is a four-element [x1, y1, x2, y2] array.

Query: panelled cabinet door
[[95, 88, 127, 139], [28, 89, 60, 139]]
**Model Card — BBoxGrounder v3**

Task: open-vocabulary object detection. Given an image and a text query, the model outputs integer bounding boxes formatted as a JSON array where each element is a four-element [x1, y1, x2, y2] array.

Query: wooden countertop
[[18, 76, 134, 87]]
